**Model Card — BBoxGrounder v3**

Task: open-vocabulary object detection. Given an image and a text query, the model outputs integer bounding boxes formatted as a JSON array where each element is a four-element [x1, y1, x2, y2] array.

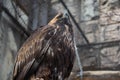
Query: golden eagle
[[13, 13, 75, 80]]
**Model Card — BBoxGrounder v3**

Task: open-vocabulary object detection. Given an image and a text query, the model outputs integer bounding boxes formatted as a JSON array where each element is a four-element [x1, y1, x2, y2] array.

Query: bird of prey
[[13, 13, 75, 80]]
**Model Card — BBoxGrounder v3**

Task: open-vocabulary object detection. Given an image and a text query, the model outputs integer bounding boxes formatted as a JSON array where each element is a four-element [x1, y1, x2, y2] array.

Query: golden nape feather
[[48, 13, 63, 25], [13, 13, 75, 80]]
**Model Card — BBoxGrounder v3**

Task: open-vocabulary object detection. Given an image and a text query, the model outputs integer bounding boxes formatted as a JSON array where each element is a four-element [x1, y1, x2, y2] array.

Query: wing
[[13, 25, 57, 80], [32, 23, 75, 80]]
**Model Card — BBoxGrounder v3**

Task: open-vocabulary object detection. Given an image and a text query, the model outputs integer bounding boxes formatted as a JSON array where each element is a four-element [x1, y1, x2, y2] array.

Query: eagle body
[[13, 13, 75, 80]]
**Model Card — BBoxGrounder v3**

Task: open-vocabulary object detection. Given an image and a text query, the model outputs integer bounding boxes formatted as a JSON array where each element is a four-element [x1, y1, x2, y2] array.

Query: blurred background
[[0, 0, 120, 80]]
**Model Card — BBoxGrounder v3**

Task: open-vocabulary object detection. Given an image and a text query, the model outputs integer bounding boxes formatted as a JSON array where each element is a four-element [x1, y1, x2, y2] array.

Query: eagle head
[[48, 12, 70, 25]]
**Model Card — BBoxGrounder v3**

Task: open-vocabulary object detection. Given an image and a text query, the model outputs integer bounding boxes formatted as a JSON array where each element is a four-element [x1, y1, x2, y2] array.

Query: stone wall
[[0, 15, 22, 80], [0, 0, 26, 80], [78, 0, 120, 71]]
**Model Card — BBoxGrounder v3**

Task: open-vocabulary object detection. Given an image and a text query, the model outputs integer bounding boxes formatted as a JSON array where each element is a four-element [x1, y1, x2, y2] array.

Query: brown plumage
[[13, 13, 75, 80]]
